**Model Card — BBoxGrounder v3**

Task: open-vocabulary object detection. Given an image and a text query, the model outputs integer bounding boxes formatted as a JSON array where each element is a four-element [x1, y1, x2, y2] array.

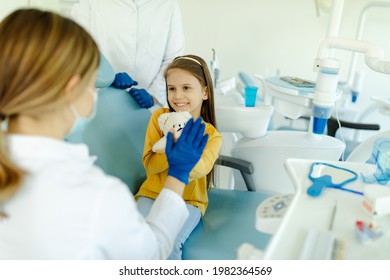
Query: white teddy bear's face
[[159, 111, 192, 137], [153, 111, 192, 153], [171, 122, 187, 135]]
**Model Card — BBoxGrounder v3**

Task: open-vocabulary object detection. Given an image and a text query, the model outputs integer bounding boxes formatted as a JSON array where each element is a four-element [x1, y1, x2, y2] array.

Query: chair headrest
[[95, 53, 115, 88]]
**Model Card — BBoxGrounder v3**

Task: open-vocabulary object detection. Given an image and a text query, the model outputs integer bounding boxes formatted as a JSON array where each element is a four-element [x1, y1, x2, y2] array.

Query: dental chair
[[346, 129, 390, 162], [67, 55, 271, 260], [326, 116, 380, 160]]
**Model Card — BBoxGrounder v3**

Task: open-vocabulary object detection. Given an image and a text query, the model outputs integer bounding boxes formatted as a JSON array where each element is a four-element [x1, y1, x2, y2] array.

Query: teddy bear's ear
[[158, 113, 170, 129]]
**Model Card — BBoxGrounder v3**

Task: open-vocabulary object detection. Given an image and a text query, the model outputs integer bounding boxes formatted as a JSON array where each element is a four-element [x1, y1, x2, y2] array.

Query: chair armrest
[[216, 155, 256, 192], [327, 117, 380, 137]]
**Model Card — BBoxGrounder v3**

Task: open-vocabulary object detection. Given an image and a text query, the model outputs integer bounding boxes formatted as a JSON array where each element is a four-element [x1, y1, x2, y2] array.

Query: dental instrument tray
[[280, 76, 316, 88], [264, 76, 315, 120], [263, 158, 388, 260], [266, 76, 315, 95]]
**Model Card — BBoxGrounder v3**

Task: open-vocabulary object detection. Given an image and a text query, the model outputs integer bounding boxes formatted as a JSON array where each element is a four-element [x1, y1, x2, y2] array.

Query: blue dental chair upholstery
[[68, 55, 271, 259]]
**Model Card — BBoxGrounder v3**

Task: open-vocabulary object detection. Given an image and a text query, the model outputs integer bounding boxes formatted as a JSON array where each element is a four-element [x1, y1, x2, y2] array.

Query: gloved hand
[[128, 88, 155, 108], [112, 72, 138, 89], [166, 118, 209, 184]]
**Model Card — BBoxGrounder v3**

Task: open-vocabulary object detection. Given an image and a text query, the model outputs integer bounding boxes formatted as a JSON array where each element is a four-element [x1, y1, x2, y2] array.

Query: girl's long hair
[[164, 55, 218, 190]]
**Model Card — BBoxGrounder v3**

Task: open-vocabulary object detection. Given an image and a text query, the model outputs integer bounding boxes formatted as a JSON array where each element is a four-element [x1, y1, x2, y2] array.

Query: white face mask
[[67, 88, 98, 137]]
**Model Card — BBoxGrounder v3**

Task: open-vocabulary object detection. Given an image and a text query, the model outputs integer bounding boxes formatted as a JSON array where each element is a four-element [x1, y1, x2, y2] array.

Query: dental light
[[347, 1, 390, 87]]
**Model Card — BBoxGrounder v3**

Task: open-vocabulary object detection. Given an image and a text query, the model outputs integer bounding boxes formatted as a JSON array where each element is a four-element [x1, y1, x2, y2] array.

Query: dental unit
[[216, 1, 390, 251], [311, 36, 390, 134], [253, 1, 390, 260]]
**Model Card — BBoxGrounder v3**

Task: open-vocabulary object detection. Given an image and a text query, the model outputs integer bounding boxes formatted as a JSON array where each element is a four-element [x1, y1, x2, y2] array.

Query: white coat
[[0, 135, 189, 259], [71, 0, 185, 109]]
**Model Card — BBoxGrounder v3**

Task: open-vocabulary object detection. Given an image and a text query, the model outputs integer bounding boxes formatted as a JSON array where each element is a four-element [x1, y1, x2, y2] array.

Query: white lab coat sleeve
[[92, 180, 189, 259], [147, 1, 185, 108]]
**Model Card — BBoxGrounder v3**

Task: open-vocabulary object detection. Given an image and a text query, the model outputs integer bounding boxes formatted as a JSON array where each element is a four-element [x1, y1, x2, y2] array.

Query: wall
[[0, 0, 76, 18], [177, 0, 390, 135], [1, 0, 389, 135]]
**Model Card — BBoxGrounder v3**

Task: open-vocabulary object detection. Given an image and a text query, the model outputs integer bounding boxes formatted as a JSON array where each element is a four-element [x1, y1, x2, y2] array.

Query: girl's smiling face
[[166, 68, 208, 119]]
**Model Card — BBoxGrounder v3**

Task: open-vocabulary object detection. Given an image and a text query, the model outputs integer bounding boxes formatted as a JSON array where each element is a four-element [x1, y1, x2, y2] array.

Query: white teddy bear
[[152, 111, 192, 153]]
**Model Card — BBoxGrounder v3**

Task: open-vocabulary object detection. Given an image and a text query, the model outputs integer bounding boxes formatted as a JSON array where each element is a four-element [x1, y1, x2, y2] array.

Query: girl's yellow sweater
[[135, 108, 222, 215]]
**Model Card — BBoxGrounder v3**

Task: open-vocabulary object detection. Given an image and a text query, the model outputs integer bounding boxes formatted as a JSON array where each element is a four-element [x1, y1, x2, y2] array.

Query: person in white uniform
[[71, 0, 185, 110], [0, 8, 208, 260]]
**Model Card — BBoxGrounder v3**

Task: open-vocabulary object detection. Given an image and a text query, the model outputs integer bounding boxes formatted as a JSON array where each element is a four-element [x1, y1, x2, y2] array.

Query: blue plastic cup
[[244, 86, 258, 107]]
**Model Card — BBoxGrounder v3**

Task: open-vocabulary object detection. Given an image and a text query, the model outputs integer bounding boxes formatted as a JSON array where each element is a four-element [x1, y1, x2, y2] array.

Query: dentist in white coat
[[71, 0, 185, 111]]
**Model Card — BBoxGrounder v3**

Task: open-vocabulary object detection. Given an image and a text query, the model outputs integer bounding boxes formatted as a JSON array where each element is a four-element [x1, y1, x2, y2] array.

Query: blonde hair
[[164, 55, 218, 190], [0, 9, 100, 208]]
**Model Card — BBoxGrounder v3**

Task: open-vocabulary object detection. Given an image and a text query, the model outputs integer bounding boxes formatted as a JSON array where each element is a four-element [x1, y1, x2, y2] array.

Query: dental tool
[[210, 48, 220, 88], [239, 72, 255, 87]]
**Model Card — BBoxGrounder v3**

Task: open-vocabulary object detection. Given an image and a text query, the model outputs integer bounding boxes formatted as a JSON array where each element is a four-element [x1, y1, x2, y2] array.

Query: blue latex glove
[[166, 118, 209, 185], [129, 88, 155, 108], [112, 72, 138, 89]]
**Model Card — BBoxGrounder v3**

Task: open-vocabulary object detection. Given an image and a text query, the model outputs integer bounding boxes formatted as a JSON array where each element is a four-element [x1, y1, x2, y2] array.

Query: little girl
[[135, 55, 222, 259]]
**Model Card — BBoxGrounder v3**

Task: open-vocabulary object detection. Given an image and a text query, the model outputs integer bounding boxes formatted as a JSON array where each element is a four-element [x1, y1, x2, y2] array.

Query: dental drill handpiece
[[211, 48, 220, 87]]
